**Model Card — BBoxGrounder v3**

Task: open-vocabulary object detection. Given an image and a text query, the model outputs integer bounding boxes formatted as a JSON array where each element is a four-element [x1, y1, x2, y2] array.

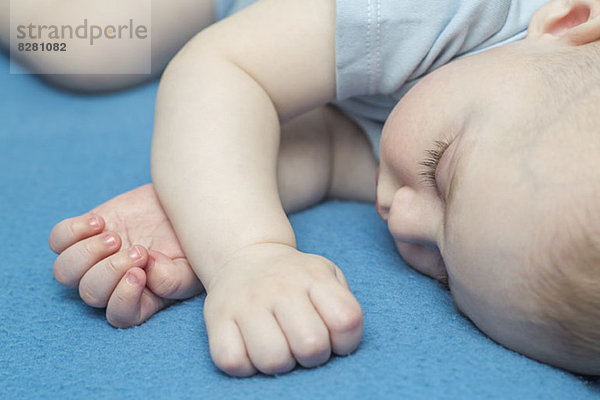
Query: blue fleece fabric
[[1, 52, 599, 399]]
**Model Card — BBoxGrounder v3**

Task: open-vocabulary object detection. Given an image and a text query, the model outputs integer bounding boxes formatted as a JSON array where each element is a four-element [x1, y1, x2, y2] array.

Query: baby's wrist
[[201, 241, 298, 292]]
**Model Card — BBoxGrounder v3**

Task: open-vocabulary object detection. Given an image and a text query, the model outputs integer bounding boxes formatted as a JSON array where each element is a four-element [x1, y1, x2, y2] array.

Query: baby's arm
[[152, 0, 363, 376], [154, 0, 336, 286], [49, 104, 376, 333]]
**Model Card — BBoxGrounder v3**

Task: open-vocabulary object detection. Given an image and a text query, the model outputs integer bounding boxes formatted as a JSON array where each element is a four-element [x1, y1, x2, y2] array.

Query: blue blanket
[[1, 52, 599, 399]]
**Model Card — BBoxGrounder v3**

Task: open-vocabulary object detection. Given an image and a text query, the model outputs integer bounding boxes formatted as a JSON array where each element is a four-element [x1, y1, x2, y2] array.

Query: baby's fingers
[[145, 250, 204, 300], [78, 245, 149, 308], [237, 311, 296, 375], [205, 318, 257, 377], [49, 213, 105, 254], [106, 267, 174, 329], [274, 296, 331, 368], [53, 232, 121, 288], [310, 281, 363, 356]]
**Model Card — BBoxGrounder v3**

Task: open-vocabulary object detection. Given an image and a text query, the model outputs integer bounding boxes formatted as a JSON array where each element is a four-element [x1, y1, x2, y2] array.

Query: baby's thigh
[[150, 0, 216, 70], [3, 0, 216, 90]]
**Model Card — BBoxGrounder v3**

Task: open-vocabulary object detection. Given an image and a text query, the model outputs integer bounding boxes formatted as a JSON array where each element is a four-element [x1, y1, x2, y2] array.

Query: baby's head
[[376, 0, 600, 375]]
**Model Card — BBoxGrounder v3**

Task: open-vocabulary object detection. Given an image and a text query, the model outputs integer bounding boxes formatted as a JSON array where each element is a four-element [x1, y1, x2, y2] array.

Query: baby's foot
[[49, 184, 203, 327]]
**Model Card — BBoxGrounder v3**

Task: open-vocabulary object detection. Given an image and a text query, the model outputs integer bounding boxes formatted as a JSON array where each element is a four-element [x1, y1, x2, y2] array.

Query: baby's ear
[[528, 0, 600, 45]]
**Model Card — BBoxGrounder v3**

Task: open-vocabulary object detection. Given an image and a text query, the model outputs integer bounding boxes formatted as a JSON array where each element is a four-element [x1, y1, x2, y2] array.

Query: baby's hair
[[531, 41, 600, 109], [526, 60, 600, 373], [519, 43, 600, 374], [530, 214, 600, 375]]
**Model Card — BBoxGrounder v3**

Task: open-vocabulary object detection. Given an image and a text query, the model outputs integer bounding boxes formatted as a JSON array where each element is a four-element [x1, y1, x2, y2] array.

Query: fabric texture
[[334, 0, 549, 158], [214, 0, 256, 21], [1, 51, 599, 399], [214, 0, 235, 21]]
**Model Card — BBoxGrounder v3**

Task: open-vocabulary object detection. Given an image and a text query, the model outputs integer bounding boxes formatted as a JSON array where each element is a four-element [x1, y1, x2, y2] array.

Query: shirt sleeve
[[335, 0, 550, 101]]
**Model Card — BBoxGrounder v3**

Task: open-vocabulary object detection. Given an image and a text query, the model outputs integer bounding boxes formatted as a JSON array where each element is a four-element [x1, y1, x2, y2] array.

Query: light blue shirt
[[215, 0, 550, 157], [214, 0, 249, 20], [334, 0, 550, 158]]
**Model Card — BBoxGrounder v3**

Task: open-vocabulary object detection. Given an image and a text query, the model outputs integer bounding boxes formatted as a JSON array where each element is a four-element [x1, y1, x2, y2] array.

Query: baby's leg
[[49, 105, 377, 329], [0, 0, 215, 91]]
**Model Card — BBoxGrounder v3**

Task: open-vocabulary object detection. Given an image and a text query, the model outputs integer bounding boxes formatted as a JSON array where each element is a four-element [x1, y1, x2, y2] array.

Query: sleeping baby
[[37, 0, 600, 376]]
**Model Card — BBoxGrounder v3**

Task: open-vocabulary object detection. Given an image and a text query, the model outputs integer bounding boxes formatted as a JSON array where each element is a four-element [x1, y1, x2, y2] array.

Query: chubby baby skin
[[48, 0, 373, 377], [49, 184, 204, 326], [50, 0, 600, 377], [51, 103, 378, 376], [377, 0, 600, 375]]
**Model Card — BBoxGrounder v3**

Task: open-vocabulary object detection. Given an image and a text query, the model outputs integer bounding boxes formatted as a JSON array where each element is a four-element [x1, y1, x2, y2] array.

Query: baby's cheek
[[395, 241, 447, 282]]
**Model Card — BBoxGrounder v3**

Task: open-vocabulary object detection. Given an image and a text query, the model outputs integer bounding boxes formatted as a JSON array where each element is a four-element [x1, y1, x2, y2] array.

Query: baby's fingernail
[[103, 233, 117, 247], [126, 271, 140, 286], [88, 216, 100, 229], [128, 246, 142, 261]]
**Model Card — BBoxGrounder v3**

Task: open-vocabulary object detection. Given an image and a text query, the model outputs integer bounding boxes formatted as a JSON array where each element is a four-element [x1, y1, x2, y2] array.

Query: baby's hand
[[203, 243, 363, 376], [49, 184, 204, 327]]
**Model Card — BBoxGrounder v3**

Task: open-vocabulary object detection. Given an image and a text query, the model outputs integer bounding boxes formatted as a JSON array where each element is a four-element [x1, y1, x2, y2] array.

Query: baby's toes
[[78, 245, 149, 308], [49, 213, 105, 254], [53, 232, 122, 288]]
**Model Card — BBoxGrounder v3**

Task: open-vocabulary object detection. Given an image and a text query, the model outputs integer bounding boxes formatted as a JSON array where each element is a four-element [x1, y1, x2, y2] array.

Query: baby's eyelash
[[419, 139, 451, 186]]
